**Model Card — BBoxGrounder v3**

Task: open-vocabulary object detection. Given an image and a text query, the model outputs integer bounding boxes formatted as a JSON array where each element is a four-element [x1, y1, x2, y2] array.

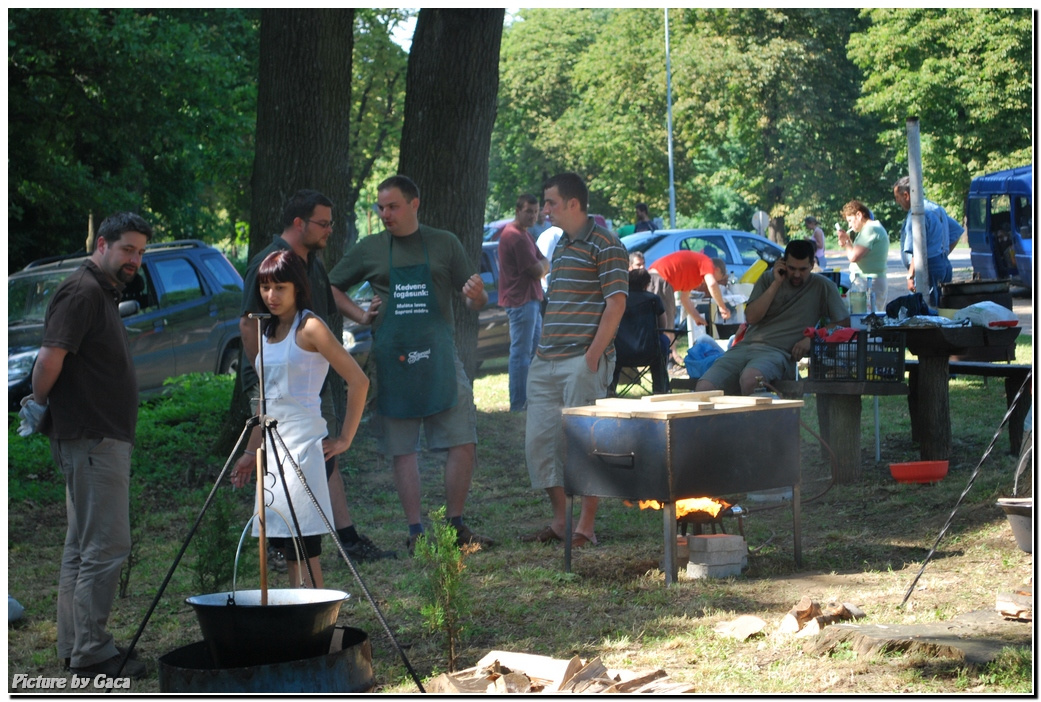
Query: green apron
[[372, 233, 458, 418]]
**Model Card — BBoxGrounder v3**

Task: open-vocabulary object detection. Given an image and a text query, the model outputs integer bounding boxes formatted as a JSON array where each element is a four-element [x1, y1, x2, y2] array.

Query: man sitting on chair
[[612, 268, 670, 395], [695, 240, 848, 395]]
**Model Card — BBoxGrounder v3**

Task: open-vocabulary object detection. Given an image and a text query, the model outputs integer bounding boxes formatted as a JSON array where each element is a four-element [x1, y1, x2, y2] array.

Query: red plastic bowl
[[890, 460, 949, 484]]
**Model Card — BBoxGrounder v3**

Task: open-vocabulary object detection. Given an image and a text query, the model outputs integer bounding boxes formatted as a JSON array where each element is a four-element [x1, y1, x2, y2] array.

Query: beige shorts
[[524, 351, 614, 490], [371, 354, 477, 457]]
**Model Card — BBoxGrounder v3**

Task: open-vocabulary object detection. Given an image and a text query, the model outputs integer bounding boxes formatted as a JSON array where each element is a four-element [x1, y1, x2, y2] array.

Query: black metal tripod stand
[[115, 313, 426, 692]]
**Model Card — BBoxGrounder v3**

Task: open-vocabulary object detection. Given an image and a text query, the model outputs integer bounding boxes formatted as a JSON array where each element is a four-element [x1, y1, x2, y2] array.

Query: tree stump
[[916, 356, 951, 460], [817, 394, 863, 483]]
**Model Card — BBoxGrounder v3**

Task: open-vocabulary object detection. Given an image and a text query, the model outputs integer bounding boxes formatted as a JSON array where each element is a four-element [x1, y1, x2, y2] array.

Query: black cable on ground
[[900, 371, 1032, 607]]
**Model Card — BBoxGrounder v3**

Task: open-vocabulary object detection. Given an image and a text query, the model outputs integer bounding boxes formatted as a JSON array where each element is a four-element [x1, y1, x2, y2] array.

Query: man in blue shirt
[[893, 176, 964, 306]]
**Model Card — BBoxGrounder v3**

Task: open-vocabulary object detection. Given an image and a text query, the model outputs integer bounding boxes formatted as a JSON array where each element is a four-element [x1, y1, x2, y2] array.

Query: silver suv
[[8, 240, 243, 411]]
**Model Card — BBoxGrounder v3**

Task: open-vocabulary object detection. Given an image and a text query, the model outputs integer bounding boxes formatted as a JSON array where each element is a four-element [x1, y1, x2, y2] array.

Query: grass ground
[[6, 337, 1033, 694]]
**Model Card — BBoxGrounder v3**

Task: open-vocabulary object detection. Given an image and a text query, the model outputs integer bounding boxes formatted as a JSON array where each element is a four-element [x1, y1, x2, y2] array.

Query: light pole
[[665, 8, 676, 228]]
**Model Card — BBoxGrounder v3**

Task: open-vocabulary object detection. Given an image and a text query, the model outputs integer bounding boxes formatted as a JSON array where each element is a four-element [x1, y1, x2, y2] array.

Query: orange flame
[[625, 497, 731, 518]]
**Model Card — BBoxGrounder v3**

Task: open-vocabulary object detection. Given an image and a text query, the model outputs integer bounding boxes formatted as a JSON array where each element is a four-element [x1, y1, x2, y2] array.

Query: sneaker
[[453, 523, 494, 549], [71, 653, 147, 680], [406, 533, 423, 557], [267, 545, 288, 573], [342, 534, 396, 562]]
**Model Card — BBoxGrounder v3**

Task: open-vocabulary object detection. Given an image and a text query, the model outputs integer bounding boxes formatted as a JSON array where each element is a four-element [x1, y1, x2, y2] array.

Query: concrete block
[[688, 534, 745, 553], [687, 561, 744, 579], [690, 549, 748, 567]]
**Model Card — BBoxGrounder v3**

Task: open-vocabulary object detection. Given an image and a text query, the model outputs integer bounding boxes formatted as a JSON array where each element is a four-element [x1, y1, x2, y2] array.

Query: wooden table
[[896, 325, 1021, 461]]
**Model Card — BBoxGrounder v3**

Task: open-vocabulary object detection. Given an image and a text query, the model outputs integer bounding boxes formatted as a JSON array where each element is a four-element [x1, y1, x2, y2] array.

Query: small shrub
[[188, 487, 240, 593], [411, 507, 472, 672]]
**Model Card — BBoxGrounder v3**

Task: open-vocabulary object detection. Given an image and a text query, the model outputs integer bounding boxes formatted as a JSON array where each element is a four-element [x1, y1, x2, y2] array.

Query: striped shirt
[[537, 217, 628, 360]]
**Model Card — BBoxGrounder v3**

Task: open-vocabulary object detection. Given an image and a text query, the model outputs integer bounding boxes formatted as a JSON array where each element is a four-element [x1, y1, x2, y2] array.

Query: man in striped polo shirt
[[521, 172, 629, 549]]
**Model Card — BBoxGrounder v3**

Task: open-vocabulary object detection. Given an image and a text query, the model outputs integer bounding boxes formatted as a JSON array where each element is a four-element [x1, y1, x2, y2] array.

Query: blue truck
[[966, 165, 1032, 289]]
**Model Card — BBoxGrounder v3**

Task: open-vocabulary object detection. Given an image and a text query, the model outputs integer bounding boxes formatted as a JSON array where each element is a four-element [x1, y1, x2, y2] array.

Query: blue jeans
[[925, 255, 953, 307], [506, 301, 542, 412]]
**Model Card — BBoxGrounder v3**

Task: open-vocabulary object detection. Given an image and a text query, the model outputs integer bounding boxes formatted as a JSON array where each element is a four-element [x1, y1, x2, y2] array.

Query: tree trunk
[[217, 9, 355, 458], [398, 8, 504, 379]]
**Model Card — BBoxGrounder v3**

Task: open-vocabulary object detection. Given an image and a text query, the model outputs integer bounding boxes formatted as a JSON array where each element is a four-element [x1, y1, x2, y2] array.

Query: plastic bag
[[684, 336, 725, 379], [952, 301, 1018, 328]]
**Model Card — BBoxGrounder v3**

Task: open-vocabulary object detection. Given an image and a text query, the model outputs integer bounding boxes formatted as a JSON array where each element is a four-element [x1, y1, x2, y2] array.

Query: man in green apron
[[521, 172, 629, 549], [329, 175, 492, 555]]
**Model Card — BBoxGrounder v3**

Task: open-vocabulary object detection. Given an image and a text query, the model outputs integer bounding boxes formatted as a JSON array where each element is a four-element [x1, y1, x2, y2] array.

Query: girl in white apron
[[231, 250, 369, 588]]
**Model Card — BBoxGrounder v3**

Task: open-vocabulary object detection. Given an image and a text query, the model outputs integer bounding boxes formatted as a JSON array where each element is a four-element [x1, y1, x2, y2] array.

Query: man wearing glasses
[[238, 189, 393, 563]]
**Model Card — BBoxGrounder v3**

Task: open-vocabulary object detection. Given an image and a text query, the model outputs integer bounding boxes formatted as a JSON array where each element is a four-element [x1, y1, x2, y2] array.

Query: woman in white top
[[232, 250, 369, 588]]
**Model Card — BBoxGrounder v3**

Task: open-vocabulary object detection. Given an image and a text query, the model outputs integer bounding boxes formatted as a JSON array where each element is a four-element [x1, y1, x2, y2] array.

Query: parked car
[[620, 228, 784, 280], [966, 164, 1032, 289], [8, 240, 243, 411], [342, 241, 511, 366]]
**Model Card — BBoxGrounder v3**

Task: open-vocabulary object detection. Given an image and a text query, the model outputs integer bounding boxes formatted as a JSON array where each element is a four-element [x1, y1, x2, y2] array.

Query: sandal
[[520, 526, 562, 543], [571, 532, 598, 549]]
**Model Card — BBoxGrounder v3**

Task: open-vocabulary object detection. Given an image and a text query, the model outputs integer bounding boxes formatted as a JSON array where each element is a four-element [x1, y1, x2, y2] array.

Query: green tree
[[7, 9, 258, 271], [564, 10, 673, 217], [398, 8, 504, 378], [489, 8, 606, 218], [219, 9, 354, 456], [345, 9, 410, 245], [848, 8, 1033, 216], [674, 8, 888, 233]]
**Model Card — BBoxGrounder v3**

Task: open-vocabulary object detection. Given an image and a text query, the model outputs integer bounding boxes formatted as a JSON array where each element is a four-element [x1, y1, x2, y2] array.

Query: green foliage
[[975, 647, 1032, 691], [188, 488, 239, 593], [7, 372, 237, 507], [489, 9, 1024, 237], [7, 9, 259, 271], [7, 419, 63, 504], [347, 9, 410, 243], [411, 507, 472, 672], [848, 9, 1033, 217], [133, 373, 237, 487]]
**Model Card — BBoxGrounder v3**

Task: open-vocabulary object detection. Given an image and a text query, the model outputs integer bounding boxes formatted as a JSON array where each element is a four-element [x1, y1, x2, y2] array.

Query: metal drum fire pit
[[562, 392, 804, 584], [187, 588, 349, 668]]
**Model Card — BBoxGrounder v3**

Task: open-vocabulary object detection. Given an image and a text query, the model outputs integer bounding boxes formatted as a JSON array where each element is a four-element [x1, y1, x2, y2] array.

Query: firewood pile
[[425, 650, 695, 694]]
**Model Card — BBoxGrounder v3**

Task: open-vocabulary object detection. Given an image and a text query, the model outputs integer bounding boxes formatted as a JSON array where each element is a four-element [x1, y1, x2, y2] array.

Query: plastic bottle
[[849, 276, 867, 315], [866, 275, 877, 314]]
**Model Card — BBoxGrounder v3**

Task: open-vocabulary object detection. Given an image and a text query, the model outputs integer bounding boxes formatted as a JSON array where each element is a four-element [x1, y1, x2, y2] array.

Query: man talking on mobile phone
[[695, 239, 848, 395]]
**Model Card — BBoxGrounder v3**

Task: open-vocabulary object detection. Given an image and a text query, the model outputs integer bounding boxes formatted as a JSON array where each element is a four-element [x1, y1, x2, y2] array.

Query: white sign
[[751, 210, 769, 235]]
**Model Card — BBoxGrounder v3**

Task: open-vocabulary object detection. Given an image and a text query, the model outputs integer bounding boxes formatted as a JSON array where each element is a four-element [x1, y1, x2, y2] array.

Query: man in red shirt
[[497, 193, 549, 412], [649, 250, 730, 328]]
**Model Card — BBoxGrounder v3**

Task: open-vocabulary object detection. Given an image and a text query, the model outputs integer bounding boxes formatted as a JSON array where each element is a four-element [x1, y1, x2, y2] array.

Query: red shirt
[[650, 250, 716, 291], [497, 222, 545, 307]]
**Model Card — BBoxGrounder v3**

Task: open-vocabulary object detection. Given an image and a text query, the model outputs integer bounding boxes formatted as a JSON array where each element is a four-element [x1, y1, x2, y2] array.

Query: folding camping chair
[[612, 294, 673, 397]]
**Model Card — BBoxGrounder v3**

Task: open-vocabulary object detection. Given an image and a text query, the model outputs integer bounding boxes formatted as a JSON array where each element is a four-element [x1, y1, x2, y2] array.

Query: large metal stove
[[562, 392, 804, 585]]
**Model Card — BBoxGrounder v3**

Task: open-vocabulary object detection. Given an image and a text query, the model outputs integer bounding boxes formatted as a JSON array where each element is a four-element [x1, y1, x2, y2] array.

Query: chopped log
[[559, 657, 609, 692], [778, 596, 822, 633], [494, 672, 532, 693], [608, 670, 667, 692], [476, 650, 573, 689], [996, 592, 1033, 622], [425, 671, 495, 694]]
